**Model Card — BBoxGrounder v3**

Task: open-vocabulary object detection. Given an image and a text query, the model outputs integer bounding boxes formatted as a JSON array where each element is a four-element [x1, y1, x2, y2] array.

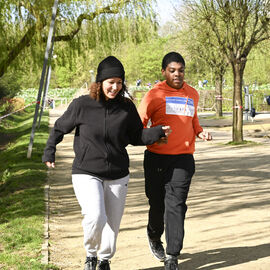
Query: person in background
[[136, 78, 142, 87], [42, 56, 171, 270], [202, 79, 208, 87], [138, 52, 212, 270]]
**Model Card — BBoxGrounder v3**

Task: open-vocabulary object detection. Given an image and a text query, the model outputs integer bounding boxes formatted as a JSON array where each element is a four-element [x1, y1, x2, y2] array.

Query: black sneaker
[[164, 255, 179, 270], [98, 260, 111, 270], [84, 256, 97, 270], [147, 234, 165, 261]]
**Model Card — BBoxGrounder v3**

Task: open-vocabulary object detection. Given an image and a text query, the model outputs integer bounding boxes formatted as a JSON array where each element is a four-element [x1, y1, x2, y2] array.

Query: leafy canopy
[[0, 0, 157, 78]]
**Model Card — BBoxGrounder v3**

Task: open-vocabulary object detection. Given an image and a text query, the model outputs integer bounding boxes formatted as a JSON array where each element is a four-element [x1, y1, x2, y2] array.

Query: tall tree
[[185, 0, 270, 142], [179, 7, 229, 117], [0, 0, 157, 79]]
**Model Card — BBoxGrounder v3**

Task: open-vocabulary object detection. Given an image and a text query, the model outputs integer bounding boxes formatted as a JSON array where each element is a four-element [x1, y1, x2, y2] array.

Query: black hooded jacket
[[42, 95, 165, 180]]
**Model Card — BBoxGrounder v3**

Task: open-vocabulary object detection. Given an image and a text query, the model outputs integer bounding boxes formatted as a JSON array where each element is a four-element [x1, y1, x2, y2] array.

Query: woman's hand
[[157, 126, 172, 145], [197, 130, 212, 141], [45, 161, 55, 168]]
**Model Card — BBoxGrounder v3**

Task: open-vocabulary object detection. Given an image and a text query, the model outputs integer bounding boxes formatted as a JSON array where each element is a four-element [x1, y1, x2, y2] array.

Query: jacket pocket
[[77, 144, 89, 165]]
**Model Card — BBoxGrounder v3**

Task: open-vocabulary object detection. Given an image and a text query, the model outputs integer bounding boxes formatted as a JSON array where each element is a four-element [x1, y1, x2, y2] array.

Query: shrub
[[0, 74, 21, 99], [0, 97, 25, 116]]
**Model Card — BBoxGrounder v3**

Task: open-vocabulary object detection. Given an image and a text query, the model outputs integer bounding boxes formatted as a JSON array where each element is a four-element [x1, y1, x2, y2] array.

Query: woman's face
[[102, 77, 123, 100]]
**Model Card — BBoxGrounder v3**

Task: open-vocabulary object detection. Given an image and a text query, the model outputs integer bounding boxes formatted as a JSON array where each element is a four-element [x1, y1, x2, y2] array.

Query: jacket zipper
[[104, 105, 111, 175]]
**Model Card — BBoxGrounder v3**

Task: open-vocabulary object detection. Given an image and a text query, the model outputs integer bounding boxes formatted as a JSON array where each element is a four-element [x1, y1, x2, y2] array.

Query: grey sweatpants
[[72, 174, 129, 260]]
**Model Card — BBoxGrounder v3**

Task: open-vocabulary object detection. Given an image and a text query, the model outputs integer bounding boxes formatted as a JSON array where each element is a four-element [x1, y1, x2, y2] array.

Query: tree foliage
[[244, 40, 270, 85], [176, 4, 229, 117], [0, 0, 157, 80], [184, 0, 270, 142], [116, 37, 168, 84]]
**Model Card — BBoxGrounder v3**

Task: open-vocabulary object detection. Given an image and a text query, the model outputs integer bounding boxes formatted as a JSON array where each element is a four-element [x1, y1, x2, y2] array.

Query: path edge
[[41, 164, 50, 264]]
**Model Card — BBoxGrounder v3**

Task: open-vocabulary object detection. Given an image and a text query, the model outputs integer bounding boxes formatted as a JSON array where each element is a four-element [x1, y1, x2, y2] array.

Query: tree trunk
[[232, 61, 245, 142], [215, 73, 223, 117]]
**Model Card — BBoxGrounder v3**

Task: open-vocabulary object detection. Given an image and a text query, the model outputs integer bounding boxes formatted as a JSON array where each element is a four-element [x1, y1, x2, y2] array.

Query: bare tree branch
[[54, 6, 120, 42]]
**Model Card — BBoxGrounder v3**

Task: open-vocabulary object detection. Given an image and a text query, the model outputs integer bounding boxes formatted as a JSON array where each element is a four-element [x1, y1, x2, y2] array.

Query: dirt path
[[46, 107, 270, 270]]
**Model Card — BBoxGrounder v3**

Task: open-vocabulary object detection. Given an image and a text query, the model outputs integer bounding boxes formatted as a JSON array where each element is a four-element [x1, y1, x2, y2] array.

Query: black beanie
[[162, 52, 185, 70], [96, 56, 125, 82]]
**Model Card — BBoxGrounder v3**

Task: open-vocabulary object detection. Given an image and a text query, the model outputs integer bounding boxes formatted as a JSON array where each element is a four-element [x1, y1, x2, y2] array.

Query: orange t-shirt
[[138, 80, 203, 155]]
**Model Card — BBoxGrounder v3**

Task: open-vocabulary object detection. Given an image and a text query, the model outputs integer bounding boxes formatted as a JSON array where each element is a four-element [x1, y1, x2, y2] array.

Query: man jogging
[[138, 52, 212, 270]]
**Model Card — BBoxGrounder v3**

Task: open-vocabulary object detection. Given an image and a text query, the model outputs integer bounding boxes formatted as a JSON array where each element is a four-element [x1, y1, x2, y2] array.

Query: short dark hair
[[162, 52, 185, 70]]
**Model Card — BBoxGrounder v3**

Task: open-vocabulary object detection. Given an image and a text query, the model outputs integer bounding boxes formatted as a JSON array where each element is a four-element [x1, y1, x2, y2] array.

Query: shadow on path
[[141, 243, 270, 270]]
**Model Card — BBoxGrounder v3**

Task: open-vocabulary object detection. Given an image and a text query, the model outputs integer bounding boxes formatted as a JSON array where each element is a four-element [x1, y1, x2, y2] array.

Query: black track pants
[[144, 150, 195, 256]]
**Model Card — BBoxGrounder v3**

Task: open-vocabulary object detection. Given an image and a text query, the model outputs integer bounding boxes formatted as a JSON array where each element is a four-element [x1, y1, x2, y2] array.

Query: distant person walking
[[138, 52, 212, 270], [42, 56, 171, 270], [136, 79, 142, 87]]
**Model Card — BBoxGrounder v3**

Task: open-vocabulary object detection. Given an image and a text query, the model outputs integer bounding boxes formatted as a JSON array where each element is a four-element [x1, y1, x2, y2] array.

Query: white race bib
[[165, 97, 195, 117]]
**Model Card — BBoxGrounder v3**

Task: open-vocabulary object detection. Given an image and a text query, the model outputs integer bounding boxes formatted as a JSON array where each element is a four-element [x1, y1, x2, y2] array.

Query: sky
[[156, 0, 179, 25]]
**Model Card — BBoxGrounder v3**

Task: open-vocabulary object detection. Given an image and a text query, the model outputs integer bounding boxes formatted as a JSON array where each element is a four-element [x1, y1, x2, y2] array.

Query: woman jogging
[[42, 56, 171, 270]]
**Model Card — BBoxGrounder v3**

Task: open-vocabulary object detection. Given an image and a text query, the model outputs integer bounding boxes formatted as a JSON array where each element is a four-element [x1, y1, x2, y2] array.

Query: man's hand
[[162, 125, 172, 137], [45, 161, 55, 168], [197, 130, 212, 141]]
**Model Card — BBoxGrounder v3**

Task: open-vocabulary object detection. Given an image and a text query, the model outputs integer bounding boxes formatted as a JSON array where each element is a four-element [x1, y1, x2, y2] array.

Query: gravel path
[[45, 107, 270, 270]]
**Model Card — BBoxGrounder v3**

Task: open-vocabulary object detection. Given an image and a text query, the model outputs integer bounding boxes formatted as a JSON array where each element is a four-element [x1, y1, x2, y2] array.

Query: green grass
[[0, 107, 59, 270], [225, 140, 261, 146], [200, 114, 232, 120]]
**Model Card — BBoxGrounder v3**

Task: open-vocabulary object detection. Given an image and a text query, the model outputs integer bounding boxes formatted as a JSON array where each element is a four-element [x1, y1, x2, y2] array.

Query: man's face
[[162, 62, 185, 89]]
